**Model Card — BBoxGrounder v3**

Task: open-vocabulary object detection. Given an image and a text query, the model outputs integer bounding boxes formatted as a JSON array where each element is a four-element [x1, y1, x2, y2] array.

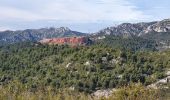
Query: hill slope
[[0, 42, 170, 93], [94, 19, 170, 37], [0, 27, 87, 45]]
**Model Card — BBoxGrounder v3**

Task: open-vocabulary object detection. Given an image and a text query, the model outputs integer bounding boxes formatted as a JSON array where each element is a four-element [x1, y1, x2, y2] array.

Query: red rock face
[[40, 37, 89, 46]]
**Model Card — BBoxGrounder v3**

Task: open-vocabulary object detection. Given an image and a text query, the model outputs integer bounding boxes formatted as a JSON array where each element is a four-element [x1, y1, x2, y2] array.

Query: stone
[[102, 57, 107, 62], [66, 63, 72, 68], [40, 37, 90, 46], [84, 61, 90, 66], [92, 88, 117, 98], [166, 70, 170, 76]]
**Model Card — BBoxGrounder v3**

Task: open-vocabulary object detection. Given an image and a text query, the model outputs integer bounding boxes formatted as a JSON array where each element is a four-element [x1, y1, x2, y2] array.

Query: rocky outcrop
[[147, 76, 170, 89], [147, 70, 170, 89], [94, 19, 170, 37], [40, 36, 91, 46], [92, 89, 117, 99]]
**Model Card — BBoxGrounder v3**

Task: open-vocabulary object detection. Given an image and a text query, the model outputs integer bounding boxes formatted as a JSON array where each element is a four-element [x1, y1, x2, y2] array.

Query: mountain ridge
[[94, 18, 170, 37], [0, 18, 170, 45], [0, 27, 87, 45]]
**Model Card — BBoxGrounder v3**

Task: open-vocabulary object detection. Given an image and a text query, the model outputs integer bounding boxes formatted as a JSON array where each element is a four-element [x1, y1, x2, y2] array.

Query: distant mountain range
[[0, 18, 170, 45], [94, 19, 170, 38], [0, 27, 86, 45]]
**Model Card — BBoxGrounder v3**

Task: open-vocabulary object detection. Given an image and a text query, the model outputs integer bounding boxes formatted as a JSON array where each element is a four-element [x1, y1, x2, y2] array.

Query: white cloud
[[2, 0, 163, 32], [0, 6, 44, 21], [40, 0, 150, 22], [0, 0, 150, 22]]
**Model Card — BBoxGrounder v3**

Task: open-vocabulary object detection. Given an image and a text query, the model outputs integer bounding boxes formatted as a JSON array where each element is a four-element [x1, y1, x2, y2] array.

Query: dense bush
[[0, 42, 170, 93], [95, 36, 157, 51]]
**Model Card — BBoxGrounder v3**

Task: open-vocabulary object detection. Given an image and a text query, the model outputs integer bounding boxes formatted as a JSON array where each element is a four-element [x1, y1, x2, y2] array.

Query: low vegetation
[[0, 41, 170, 99], [0, 82, 169, 100]]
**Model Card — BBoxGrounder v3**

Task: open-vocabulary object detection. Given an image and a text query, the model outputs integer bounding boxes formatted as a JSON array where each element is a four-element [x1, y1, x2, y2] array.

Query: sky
[[0, 0, 169, 33]]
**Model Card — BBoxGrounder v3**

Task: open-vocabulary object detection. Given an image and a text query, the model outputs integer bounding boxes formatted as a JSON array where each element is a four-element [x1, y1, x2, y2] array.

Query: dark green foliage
[[0, 42, 169, 93], [95, 35, 157, 51]]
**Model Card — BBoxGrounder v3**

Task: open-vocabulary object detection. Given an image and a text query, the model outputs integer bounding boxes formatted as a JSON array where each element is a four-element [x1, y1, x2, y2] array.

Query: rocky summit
[[94, 19, 170, 37], [0, 18, 170, 45]]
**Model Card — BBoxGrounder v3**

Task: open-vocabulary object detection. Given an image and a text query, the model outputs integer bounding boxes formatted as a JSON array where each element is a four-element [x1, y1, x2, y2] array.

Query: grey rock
[[94, 19, 170, 38]]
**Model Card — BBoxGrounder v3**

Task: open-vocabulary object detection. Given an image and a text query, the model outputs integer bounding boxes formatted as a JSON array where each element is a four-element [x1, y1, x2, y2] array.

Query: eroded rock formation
[[40, 37, 91, 46]]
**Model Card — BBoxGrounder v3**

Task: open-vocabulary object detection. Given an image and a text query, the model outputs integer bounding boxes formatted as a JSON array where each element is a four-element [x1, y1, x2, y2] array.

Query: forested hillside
[[0, 19, 170, 100], [95, 36, 157, 51], [0, 42, 170, 93]]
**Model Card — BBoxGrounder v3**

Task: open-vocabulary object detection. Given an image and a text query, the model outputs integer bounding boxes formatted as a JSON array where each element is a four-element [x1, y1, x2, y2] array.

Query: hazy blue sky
[[0, 0, 169, 32]]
